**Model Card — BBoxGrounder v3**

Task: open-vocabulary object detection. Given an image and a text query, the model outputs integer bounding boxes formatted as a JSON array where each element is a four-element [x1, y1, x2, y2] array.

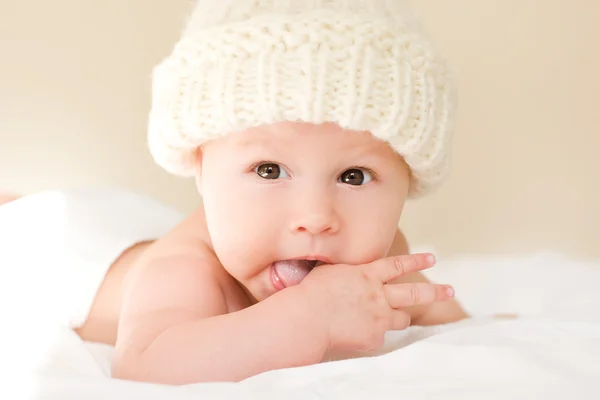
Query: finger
[[384, 283, 454, 308], [389, 310, 411, 331], [369, 253, 436, 283]]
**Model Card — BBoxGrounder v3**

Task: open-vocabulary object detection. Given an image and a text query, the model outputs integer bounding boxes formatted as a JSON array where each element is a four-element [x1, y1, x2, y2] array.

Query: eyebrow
[[235, 137, 274, 151], [336, 137, 385, 159]]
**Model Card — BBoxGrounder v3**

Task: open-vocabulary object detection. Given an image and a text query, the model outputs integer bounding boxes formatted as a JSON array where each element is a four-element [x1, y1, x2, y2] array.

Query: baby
[[1, 0, 470, 386]]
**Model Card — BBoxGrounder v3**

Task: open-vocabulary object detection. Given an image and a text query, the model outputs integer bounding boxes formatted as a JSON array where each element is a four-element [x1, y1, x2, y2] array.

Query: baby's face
[[199, 122, 410, 301]]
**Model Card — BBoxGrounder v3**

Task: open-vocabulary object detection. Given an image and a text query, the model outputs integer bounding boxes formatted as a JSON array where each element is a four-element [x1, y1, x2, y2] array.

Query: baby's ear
[[194, 147, 204, 194]]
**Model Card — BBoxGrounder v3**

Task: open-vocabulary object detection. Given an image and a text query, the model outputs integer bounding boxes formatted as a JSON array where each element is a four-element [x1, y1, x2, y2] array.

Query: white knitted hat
[[147, 0, 457, 198]]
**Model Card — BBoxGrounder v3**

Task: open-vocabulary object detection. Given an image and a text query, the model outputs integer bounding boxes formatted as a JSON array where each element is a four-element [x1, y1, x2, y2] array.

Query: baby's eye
[[255, 163, 289, 179], [339, 168, 373, 186]]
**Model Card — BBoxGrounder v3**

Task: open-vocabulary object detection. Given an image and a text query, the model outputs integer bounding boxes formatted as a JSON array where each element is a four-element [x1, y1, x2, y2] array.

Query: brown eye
[[255, 163, 288, 179], [339, 168, 373, 186]]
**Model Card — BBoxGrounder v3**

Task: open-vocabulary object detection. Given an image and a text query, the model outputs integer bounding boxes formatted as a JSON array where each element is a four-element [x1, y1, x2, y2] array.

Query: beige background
[[1, 1, 598, 259]]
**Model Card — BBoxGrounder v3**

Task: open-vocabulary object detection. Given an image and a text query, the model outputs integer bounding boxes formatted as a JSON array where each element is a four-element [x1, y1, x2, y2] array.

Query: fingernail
[[446, 286, 454, 297], [427, 254, 436, 264]]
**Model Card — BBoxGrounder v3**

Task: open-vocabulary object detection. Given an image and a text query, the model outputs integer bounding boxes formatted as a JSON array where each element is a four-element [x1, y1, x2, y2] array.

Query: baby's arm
[[388, 229, 470, 325], [111, 253, 327, 384]]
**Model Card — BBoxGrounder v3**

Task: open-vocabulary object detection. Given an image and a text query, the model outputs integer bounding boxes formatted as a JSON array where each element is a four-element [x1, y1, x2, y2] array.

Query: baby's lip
[[270, 265, 286, 292], [289, 255, 333, 266]]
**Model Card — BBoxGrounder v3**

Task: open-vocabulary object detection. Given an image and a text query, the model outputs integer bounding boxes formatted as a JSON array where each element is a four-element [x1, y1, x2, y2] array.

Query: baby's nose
[[292, 217, 339, 235], [290, 205, 340, 236]]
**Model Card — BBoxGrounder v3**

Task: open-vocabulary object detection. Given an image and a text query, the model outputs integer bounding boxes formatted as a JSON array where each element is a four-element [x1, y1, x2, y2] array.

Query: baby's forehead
[[230, 121, 389, 152], [206, 121, 407, 173]]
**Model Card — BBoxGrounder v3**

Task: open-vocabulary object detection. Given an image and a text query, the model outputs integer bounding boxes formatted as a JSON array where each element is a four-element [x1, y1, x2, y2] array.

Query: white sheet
[[3, 253, 600, 399]]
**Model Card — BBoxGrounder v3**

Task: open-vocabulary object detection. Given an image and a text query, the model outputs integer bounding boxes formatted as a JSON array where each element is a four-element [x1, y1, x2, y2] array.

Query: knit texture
[[147, 0, 457, 197]]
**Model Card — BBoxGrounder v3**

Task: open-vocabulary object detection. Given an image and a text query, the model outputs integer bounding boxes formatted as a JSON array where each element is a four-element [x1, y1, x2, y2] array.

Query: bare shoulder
[[115, 207, 228, 355]]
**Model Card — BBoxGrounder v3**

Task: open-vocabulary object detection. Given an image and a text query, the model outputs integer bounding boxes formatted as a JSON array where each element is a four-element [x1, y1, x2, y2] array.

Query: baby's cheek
[[342, 224, 397, 264], [208, 208, 274, 263], [339, 239, 390, 266]]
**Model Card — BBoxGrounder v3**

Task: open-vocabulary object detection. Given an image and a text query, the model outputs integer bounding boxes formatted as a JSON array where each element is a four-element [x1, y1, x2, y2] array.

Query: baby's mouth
[[270, 259, 320, 290]]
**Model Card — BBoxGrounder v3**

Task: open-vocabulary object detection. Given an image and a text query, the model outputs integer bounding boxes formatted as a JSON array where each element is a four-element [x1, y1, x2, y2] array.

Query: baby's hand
[[299, 254, 453, 353]]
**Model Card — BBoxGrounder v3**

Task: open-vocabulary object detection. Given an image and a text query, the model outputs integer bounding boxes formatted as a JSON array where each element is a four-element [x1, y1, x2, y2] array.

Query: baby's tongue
[[273, 260, 315, 287]]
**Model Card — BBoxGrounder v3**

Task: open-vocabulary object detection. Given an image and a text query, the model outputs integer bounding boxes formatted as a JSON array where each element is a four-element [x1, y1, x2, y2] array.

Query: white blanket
[[3, 253, 600, 399]]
